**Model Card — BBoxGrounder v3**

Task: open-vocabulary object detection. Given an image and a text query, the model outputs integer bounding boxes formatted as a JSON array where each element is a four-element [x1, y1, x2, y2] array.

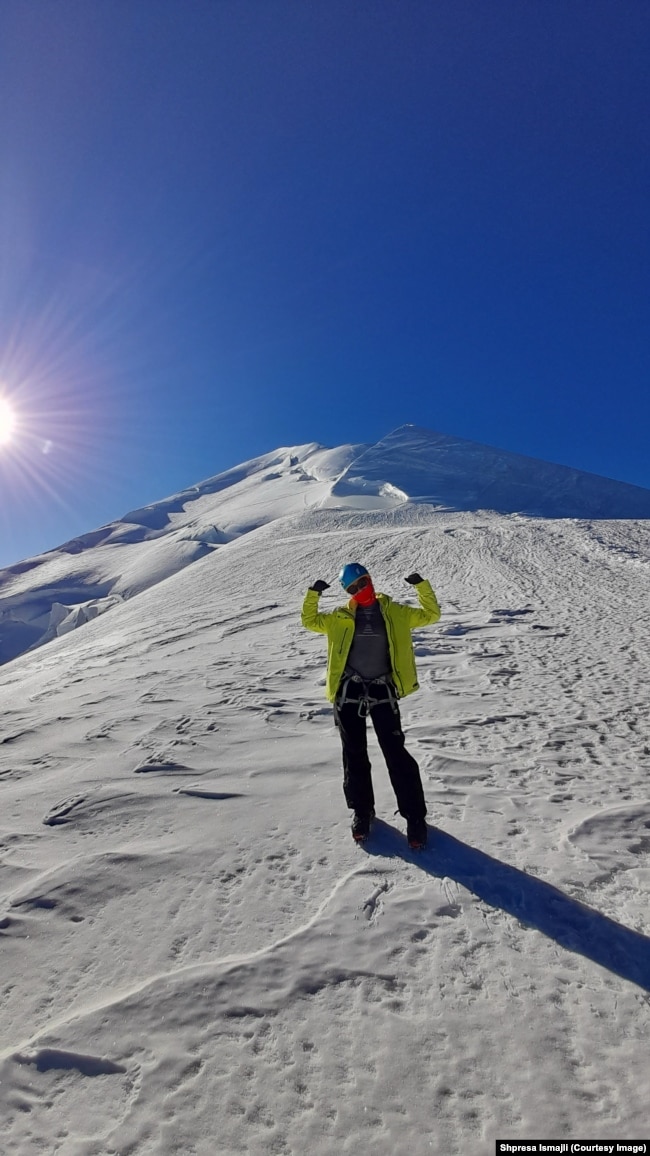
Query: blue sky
[[0, 1, 649, 566]]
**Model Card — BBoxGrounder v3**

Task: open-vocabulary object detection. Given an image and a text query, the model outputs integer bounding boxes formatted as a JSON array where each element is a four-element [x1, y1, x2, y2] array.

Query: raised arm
[[301, 582, 331, 634], [403, 576, 441, 627]]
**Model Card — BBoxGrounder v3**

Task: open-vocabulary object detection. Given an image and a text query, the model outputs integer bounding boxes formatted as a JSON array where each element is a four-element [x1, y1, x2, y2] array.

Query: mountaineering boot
[[351, 810, 375, 843], [407, 816, 428, 850]]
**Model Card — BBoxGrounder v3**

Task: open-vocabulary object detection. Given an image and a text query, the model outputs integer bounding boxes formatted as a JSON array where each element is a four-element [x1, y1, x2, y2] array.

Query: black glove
[[310, 579, 330, 594], [405, 572, 424, 585]]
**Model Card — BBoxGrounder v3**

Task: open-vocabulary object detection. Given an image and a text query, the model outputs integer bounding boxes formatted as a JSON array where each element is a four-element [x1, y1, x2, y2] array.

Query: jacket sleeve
[[404, 579, 441, 628], [301, 588, 330, 634]]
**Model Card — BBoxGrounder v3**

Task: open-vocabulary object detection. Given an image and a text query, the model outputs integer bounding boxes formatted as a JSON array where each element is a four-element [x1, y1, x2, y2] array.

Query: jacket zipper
[[381, 604, 404, 697], [337, 615, 354, 657]]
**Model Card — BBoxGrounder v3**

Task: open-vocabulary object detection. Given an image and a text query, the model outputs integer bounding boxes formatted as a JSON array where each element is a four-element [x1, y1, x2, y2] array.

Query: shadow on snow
[[362, 820, 650, 992]]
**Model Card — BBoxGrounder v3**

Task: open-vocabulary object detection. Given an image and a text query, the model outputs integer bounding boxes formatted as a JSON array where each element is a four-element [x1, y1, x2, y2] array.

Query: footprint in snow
[[133, 757, 194, 775], [43, 795, 87, 826], [13, 1048, 126, 1077]]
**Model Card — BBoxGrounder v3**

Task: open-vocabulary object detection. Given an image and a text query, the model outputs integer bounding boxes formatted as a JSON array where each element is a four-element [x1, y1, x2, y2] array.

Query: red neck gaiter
[[352, 580, 377, 607]]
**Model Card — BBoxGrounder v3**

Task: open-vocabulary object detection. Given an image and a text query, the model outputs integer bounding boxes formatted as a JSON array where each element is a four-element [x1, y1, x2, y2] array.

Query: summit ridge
[[1, 424, 649, 664]]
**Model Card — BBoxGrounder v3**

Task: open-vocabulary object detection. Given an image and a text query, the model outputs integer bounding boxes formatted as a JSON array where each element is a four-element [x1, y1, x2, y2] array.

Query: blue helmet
[[339, 562, 369, 590]]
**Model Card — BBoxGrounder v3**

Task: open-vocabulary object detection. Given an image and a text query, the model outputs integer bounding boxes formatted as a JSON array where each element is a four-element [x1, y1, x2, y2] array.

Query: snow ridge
[[0, 441, 363, 665], [1, 424, 649, 667], [2, 456, 650, 1152]]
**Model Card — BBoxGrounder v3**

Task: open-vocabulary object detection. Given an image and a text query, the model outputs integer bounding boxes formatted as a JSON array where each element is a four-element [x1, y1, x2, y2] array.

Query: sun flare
[[0, 397, 16, 445]]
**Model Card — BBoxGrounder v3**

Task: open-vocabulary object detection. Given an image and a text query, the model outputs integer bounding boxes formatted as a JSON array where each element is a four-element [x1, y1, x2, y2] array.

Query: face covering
[[351, 578, 376, 607]]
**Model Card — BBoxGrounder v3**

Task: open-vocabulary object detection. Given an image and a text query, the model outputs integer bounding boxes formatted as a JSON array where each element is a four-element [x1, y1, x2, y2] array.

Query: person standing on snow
[[301, 563, 441, 849]]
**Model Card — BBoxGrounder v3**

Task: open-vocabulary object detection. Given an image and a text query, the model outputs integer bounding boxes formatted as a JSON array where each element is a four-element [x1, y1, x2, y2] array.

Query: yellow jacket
[[301, 579, 441, 702]]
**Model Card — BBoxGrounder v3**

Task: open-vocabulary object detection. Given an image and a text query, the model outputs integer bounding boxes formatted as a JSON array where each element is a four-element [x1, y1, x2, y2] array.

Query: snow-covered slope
[[2, 479, 650, 1153], [0, 440, 366, 664], [325, 425, 650, 517], [2, 424, 650, 666]]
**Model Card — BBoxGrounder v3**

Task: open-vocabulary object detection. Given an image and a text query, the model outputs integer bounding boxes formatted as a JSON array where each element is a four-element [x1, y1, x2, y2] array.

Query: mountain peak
[[1, 424, 650, 665], [326, 425, 650, 519]]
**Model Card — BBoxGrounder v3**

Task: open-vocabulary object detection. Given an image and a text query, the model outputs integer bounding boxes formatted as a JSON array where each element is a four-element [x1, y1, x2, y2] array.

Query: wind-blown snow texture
[[3, 424, 650, 667], [2, 424, 650, 1154]]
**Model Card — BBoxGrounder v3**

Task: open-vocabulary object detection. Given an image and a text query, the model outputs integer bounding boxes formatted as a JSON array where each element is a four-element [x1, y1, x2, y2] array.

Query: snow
[[0, 441, 366, 665], [1, 425, 650, 1154], [328, 425, 650, 518], [3, 426, 650, 667]]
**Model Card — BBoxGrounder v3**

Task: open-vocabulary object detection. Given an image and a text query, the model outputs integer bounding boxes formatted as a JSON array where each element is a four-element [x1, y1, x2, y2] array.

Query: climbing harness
[[336, 672, 399, 718]]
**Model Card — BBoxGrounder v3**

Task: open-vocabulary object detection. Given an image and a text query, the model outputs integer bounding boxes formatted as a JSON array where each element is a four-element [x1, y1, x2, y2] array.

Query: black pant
[[333, 678, 426, 820]]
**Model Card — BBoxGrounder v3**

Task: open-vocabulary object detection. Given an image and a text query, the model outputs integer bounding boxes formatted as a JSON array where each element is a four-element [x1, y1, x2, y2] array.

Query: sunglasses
[[346, 575, 370, 595]]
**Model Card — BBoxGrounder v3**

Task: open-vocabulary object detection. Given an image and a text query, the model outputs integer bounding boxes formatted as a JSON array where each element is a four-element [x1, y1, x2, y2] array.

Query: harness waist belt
[[337, 673, 399, 717]]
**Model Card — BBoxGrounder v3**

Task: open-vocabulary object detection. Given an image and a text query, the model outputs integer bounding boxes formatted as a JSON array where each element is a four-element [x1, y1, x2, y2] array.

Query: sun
[[0, 397, 16, 445]]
